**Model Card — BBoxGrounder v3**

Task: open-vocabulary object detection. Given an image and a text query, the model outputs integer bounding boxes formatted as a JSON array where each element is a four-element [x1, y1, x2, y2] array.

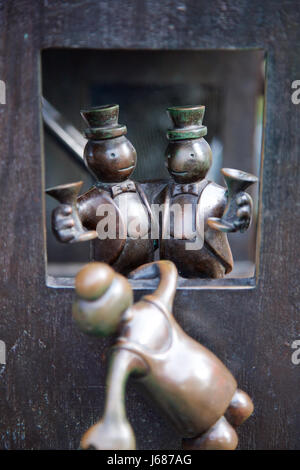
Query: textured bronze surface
[[159, 105, 257, 278], [73, 260, 253, 450]]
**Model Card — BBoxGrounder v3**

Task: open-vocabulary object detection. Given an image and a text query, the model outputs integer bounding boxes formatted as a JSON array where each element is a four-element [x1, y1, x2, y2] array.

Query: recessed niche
[[42, 48, 265, 289]]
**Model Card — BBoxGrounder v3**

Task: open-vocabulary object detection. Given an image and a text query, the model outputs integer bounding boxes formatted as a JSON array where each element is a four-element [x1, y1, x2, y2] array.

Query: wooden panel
[[0, 0, 299, 449]]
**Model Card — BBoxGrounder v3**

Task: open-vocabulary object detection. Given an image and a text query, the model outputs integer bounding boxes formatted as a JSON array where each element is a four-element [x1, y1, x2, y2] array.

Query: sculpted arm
[[80, 349, 146, 450], [51, 188, 119, 242]]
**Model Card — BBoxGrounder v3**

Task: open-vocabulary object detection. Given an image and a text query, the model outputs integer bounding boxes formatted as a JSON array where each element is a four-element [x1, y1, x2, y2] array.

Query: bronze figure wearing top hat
[[158, 105, 257, 278], [46, 103, 258, 279], [47, 104, 155, 275]]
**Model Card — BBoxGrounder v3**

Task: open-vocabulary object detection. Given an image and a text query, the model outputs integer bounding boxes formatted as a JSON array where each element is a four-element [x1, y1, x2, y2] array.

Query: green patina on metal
[[167, 105, 205, 128], [167, 105, 207, 141]]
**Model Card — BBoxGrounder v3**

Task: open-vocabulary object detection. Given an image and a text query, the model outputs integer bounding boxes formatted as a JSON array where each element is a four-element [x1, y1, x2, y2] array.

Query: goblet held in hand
[[208, 168, 258, 233], [46, 181, 98, 243]]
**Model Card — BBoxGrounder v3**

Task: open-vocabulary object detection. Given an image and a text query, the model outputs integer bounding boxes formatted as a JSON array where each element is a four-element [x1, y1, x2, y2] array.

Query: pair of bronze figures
[[48, 104, 257, 278], [47, 104, 257, 450]]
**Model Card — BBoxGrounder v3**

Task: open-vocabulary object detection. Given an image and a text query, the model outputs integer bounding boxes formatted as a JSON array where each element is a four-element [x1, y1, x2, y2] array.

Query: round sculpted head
[[73, 262, 133, 336], [166, 138, 212, 184], [84, 136, 137, 183]]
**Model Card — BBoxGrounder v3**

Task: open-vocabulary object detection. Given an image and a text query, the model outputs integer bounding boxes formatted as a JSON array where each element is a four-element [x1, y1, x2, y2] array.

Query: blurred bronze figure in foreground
[[73, 260, 253, 450]]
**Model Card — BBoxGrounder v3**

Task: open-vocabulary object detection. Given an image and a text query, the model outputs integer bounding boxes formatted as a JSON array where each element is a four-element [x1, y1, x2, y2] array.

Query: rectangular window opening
[[42, 48, 265, 290]]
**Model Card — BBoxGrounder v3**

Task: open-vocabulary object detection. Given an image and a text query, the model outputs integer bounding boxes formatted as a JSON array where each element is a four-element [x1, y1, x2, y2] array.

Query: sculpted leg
[[226, 388, 254, 427], [182, 416, 238, 450]]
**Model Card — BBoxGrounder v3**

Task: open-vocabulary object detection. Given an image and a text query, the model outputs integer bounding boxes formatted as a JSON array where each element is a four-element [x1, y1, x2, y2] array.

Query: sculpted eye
[[190, 153, 195, 158], [111, 153, 116, 158]]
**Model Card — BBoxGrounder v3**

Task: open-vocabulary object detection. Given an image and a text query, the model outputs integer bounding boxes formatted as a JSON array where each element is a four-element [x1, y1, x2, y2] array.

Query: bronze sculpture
[[48, 104, 155, 275], [47, 103, 258, 279], [158, 105, 258, 278], [73, 260, 254, 450], [46, 181, 98, 243]]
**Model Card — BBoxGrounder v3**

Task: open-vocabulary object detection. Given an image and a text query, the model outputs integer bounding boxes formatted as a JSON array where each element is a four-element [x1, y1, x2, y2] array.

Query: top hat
[[166, 105, 207, 141], [81, 104, 127, 140]]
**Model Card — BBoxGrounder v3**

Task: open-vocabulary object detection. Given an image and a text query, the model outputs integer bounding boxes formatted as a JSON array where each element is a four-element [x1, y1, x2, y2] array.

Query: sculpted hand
[[52, 204, 76, 242], [233, 192, 253, 233]]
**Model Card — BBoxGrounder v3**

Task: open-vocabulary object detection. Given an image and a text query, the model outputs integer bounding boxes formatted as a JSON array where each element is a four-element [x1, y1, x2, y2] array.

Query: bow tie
[[111, 181, 136, 198], [171, 182, 200, 198]]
